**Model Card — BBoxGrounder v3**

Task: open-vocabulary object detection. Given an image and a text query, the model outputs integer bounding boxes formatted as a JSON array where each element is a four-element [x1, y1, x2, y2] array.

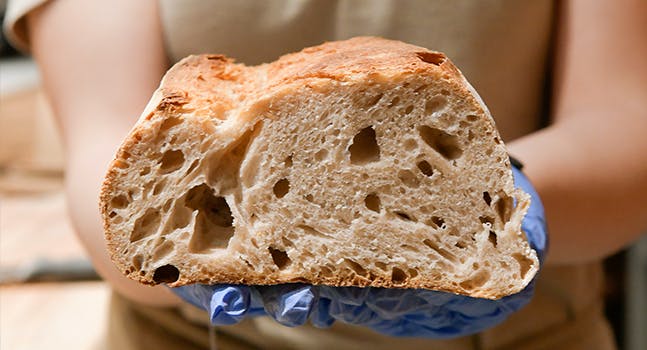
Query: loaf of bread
[[100, 37, 538, 299]]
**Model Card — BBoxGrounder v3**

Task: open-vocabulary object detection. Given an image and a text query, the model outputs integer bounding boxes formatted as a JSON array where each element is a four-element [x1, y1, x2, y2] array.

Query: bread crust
[[100, 37, 538, 300]]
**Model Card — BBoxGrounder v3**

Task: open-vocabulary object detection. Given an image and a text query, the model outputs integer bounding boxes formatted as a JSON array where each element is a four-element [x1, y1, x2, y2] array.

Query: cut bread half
[[100, 37, 538, 299]]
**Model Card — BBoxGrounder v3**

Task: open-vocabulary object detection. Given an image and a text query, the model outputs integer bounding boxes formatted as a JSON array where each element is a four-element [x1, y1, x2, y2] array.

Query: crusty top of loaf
[[151, 37, 461, 119]]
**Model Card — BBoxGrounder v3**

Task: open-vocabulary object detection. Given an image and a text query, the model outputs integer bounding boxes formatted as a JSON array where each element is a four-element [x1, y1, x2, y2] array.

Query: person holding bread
[[5, 0, 646, 349]]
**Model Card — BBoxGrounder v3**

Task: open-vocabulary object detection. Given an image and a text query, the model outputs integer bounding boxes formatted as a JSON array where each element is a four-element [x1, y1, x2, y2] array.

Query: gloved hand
[[172, 164, 547, 338]]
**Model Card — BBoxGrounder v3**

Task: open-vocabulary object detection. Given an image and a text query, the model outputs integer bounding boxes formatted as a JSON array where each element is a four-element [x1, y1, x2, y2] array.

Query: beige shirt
[[5, 1, 616, 349]]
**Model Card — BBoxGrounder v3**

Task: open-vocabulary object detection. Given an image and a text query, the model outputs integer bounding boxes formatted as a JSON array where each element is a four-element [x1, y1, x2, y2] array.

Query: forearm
[[508, 0, 647, 265], [28, 0, 179, 306], [64, 126, 180, 306], [509, 120, 647, 265]]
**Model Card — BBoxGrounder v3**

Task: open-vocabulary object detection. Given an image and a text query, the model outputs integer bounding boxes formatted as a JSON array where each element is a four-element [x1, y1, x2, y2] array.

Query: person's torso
[[155, 1, 613, 349]]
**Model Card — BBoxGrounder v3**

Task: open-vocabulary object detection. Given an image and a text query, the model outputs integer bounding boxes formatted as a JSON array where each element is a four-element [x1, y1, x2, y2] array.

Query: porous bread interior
[[101, 37, 538, 300]]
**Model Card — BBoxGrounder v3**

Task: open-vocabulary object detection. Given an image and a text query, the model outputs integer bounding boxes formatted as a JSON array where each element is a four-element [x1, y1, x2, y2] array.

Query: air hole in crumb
[[185, 184, 234, 252], [320, 266, 333, 278], [418, 125, 463, 160], [395, 211, 414, 221], [417, 160, 434, 177], [314, 149, 328, 161], [186, 159, 199, 174], [426, 216, 445, 229], [349, 127, 380, 164], [297, 225, 327, 239], [282, 236, 295, 248], [153, 180, 166, 196], [269, 247, 291, 270], [424, 96, 448, 115], [305, 194, 314, 202], [423, 239, 457, 262], [139, 167, 151, 176], [468, 130, 475, 141], [366, 93, 383, 108], [489, 231, 498, 247], [408, 269, 419, 278], [404, 105, 414, 114], [364, 194, 381, 212], [391, 267, 408, 284], [114, 160, 129, 169], [285, 155, 293, 167], [513, 253, 533, 279], [152, 264, 180, 284], [162, 199, 173, 213], [241, 258, 255, 270], [479, 216, 495, 226], [108, 211, 117, 218], [403, 138, 417, 151], [398, 169, 420, 188], [414, 84, 428, 93], [455, 241, 467, 249], [110, 195, 129, 209], [152, 240, 175, 260], [132, 255, 143, 271], [130, 208, 161, 242], [273, 179, 290, 198], [375, 261, 388, 271], [169, 205, 191, 230], [159, 116, 183, 133], [441, 89, 450, 96], [344, 259, 368, 277], [466, 115, 478, 122], [495, 193, 514, 223], [459, 270, 490, 290], [415, 51, 446, 65], [483, 192, 492, 206], [159, 149, 185, 174], [388, 96, 400, 107], [400, 244, 420, 254], [494, 137, 502, 144]]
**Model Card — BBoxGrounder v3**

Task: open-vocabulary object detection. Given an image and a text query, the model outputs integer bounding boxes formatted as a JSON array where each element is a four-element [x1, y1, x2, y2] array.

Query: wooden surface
[[0, 192, 111, 350], [0, 282, 110, 350], [0, 192, 83, 267]]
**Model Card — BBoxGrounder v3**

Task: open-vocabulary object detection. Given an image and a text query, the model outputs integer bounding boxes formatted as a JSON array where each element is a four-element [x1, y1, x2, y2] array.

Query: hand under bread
[[172, 165, 547, 337]]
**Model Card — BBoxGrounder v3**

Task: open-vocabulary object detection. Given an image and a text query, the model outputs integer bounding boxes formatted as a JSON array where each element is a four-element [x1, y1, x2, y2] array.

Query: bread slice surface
[[100, 37, 538, 299]]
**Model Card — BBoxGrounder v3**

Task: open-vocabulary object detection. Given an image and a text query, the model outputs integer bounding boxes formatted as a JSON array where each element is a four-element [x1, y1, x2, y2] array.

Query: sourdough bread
[[100, 37, 538, 299]]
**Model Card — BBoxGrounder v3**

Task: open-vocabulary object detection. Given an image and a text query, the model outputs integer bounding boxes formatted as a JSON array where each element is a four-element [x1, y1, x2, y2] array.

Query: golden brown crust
[[267, 36, 456, 85], [152, 37, 462, 117], [100, 37, 537, 300]]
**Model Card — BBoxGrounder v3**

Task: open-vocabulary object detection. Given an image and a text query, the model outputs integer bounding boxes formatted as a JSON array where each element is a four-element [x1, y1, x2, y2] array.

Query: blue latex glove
[[172, 165, 547, 338]]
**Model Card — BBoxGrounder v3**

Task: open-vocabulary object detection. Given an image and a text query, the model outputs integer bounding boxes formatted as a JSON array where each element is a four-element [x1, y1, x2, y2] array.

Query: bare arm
[[28, 0, 179, 305], [509, 0, 647, 264]]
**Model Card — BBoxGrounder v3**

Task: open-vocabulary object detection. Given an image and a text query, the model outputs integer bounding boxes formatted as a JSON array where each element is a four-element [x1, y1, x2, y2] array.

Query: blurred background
[[0, 3, 109, 350], [0, 3, 645, 350]]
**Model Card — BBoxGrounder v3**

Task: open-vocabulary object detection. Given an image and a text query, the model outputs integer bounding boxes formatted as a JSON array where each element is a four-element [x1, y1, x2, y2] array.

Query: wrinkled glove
[[172, 164, 547, 338]]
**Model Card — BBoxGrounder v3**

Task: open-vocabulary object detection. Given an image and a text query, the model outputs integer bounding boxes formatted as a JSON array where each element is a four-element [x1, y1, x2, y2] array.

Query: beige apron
[[4, 0, 618, 348]]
